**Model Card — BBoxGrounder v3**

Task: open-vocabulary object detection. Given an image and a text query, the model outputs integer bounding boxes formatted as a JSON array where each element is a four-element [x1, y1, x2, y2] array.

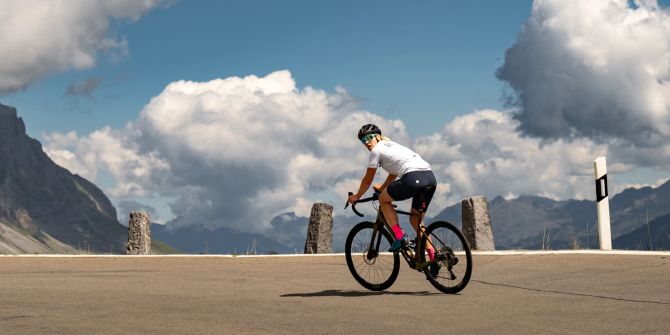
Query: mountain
[[150, 210, 370, 254], [431, 179, 670, 250], [0, 103, 127, 253], [152, 224, 293, 255], [613, 212, 670, 250], [151, 213, 309, 254], [432, 195, 595, 249], [609, 181, 670, 237]]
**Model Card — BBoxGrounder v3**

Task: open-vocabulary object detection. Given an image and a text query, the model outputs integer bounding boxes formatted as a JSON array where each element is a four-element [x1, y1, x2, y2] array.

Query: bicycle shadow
[[281, 289, 442, 297]]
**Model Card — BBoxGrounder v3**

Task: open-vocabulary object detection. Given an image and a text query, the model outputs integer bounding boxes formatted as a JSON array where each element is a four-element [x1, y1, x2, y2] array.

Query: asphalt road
[[1, 254, 669, 334]]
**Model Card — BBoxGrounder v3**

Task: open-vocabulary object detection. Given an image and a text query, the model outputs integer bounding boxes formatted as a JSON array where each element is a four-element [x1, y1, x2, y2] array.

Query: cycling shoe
[[388, 238, 407, 252]]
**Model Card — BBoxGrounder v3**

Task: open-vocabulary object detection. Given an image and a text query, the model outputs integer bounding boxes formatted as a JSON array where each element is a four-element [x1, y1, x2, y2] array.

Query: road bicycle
[[344, 191, 472, 294]]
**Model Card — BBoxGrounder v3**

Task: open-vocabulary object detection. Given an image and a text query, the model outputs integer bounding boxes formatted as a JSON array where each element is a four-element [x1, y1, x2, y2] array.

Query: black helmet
[[357, 124, 382, 139]]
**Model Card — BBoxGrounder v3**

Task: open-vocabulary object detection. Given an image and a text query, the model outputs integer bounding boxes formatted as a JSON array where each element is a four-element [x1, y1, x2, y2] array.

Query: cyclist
[[347, 124, 438, 275]]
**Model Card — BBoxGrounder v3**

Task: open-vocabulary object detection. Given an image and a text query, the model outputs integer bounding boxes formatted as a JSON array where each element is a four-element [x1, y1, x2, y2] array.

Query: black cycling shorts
[[387, 170, 437, 212]]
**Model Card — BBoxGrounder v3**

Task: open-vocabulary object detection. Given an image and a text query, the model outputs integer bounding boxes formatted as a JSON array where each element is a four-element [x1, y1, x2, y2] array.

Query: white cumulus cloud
[[0, 0, 163, 94], [414, 109, 617, 214], [497, 0, 670, 147]]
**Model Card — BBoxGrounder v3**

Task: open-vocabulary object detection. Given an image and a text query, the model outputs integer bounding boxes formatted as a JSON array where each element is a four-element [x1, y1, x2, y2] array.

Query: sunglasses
[[360, 134, 377, 144]]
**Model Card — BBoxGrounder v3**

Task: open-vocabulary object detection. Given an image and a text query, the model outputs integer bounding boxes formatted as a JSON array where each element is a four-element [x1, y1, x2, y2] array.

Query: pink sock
[[427, 248, 435, 262], [391, 225, 404, 240]]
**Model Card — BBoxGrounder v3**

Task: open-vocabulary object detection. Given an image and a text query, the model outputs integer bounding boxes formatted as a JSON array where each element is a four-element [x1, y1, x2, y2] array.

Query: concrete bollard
[[462, 196, 495, 251], [127, 211, 151, 255], [304, 203, 333, 254]]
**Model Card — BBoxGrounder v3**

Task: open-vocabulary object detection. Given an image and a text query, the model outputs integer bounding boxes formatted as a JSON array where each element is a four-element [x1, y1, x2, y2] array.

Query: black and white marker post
[[594, 157, 612, 250]]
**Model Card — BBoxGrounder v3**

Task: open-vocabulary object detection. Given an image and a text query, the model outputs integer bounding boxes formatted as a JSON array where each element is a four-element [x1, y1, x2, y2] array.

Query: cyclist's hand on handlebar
[[347, 193, 360, 204]]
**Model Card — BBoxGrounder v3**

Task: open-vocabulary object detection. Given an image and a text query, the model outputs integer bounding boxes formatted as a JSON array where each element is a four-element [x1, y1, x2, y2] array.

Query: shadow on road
[[472, 280, 670, 305], [281, 289, 442, 297], [0, 315, 31, 321]]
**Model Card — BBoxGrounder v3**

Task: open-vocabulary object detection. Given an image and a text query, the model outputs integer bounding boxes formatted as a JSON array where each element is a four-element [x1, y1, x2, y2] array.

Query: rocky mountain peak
[[0, 103, 126, 253], [0, 103, 47, 182], [0, 103, 25, 134]]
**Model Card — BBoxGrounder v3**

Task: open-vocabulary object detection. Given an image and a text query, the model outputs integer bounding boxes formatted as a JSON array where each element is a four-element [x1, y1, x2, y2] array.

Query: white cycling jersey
[[367, 139, 431, 176]]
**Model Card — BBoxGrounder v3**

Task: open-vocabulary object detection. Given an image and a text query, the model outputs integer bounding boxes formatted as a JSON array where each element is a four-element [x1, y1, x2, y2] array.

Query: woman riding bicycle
[[347, 124, 437, 263]]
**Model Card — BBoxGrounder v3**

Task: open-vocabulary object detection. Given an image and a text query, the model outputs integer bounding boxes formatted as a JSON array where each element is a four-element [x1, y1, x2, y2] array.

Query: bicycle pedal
[[408, 238, 417, 248]]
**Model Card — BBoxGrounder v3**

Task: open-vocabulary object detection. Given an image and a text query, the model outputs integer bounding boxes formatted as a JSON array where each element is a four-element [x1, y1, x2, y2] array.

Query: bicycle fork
[[366, 222, 385, 260]]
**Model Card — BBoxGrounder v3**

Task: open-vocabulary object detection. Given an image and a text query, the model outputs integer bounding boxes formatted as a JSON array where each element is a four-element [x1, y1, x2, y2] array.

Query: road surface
[[1, 253, 668, 334]]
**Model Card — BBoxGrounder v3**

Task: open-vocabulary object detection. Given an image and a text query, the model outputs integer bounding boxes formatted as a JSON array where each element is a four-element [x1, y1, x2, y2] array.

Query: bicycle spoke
[[353, 256, 366, 267], [363, 263, 373, 282], [419, 221, 472, 294]]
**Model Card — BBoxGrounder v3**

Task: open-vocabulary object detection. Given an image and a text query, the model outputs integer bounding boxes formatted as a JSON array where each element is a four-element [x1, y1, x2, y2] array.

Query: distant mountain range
[[0, 102, 667, 253], [151, 211, 368, 254], [613, 212, 670, 250], [151, 213, 309, 254], [431, 180, 670, 250]]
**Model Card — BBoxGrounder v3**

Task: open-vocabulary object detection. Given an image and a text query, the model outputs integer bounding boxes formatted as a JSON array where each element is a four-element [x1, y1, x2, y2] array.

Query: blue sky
[[2, 0, 669, 229], [4, 0, 531, 138]]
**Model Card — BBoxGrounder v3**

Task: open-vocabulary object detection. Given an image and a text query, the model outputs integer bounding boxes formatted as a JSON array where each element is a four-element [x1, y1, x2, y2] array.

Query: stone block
[[127, 211, 151, 255], [462, 196, 495, 251], [304, 203, 333, 254]]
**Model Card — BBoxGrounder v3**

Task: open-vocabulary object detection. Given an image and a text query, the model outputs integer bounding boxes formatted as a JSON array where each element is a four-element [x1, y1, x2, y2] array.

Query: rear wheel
[[418, 221, 472, 294], [345, 221, 400, 291]]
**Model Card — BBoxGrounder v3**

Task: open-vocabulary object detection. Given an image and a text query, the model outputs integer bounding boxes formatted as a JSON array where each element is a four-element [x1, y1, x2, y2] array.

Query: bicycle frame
[[368, 203, 437, 272], [346, 191, 439, 270]]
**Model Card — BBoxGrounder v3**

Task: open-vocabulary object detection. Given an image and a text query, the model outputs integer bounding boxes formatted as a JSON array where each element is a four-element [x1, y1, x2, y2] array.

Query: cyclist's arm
[[354, 168, 377, 198]]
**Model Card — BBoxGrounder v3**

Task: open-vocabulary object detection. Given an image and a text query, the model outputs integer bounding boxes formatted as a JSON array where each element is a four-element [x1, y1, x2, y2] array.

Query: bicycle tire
[[345, 221, 400, 291], [418, 221, 472, 294]]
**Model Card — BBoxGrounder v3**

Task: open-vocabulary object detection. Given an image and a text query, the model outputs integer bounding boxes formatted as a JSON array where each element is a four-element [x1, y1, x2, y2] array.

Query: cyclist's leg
[[380, 189, 408, 252], [410, 202, 434, 261], [409, 208, 426, 235], [379, 189, 402, 240], [384, 177, 414, 251], [408, 172, 437, 260]]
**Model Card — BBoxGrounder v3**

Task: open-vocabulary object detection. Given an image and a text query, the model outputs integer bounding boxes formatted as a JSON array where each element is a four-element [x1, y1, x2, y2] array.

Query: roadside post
[[594, 157, 612, 250]]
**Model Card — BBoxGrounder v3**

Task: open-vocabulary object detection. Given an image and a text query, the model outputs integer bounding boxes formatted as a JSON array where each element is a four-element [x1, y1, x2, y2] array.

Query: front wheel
[[345, 221, 400, 291], [418, 221, 473, 294]]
